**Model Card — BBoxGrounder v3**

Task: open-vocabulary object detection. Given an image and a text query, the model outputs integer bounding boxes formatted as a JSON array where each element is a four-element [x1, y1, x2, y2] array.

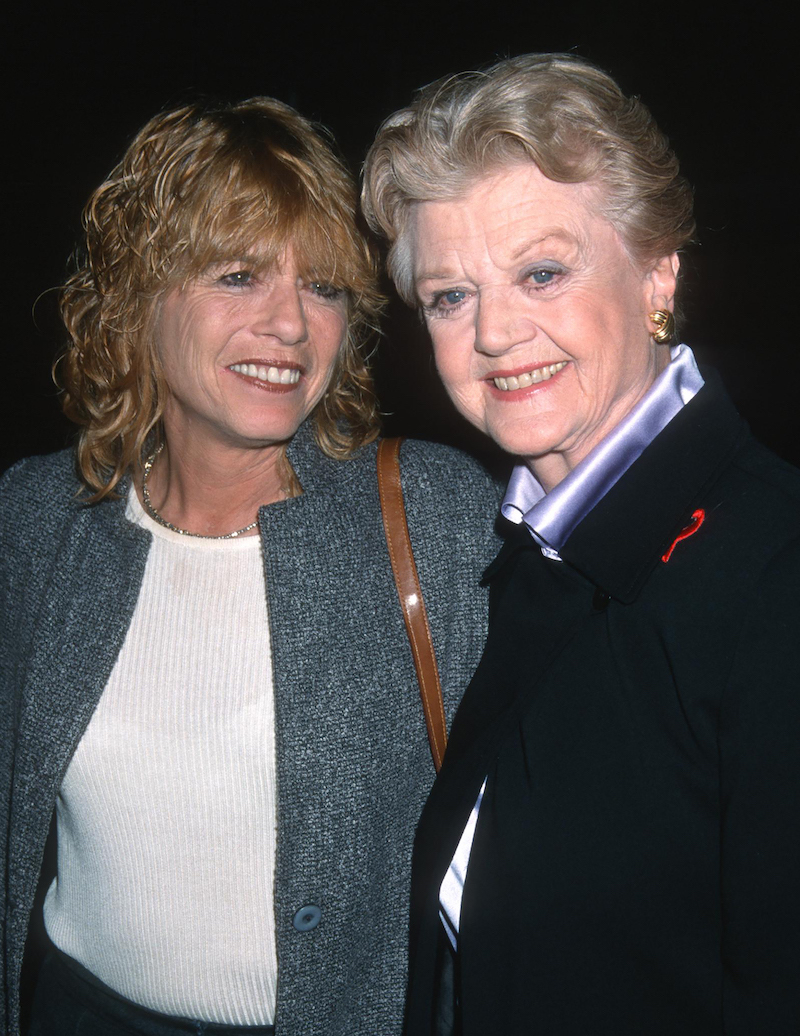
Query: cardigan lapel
[[7, 494, 150, 917]]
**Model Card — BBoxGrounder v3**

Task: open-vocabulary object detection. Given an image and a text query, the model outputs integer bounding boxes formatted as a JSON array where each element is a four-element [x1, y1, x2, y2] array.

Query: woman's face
[[156, 245, 346, 454], [411, 163, 678, 490]]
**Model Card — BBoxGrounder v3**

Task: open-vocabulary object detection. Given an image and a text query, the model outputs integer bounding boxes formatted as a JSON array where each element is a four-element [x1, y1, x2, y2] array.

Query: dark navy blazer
[[406, 372, 800, 1036]]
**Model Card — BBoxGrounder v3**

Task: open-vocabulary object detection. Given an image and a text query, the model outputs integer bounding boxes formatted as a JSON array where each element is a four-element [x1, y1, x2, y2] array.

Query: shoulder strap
[[377, 437, 448, 772]]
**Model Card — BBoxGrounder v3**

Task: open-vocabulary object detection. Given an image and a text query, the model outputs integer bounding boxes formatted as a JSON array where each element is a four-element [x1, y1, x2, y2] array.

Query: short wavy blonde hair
[[362, 53, 695, 304], [58, 97, 383, 499]]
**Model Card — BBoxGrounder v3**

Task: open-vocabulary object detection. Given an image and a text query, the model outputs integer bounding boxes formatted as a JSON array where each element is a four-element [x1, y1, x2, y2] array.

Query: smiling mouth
[[492, 361, 568, 391], [229, 363, 301, 385]]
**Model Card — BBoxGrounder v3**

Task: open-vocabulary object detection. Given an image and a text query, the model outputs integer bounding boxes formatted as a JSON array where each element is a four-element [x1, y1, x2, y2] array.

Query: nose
[[474, 287, 535, 356], [252, 279, 309, 346]]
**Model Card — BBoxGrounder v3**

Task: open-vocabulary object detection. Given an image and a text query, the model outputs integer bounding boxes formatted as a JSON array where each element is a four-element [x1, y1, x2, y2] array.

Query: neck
[[138, 433, 296, 538]]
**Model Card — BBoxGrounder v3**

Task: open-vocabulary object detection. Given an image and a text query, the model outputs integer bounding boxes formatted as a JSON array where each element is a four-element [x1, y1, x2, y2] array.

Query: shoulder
[[394, 439, 504, 567], [397, 438, 503, 513], [730, 437, 800, 515], [0, 449, 84, 534], [705, 435, 800, 564], [0, 449, 141, 585], [686, 370, 800, 546], [398, 437, 496, 481], [294, 433, 503, 515], [641, 432, 800, 675], [0, 452, 85, 620]]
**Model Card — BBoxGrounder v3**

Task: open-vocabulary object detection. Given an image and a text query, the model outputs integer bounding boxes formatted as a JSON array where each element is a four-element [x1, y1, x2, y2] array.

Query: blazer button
[[592, 589, 611, 611], [292, 905, 322, 932]]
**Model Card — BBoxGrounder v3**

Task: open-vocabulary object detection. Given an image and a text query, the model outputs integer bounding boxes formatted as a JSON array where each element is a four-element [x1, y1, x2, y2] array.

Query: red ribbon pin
[[662, 509, 706, 563]]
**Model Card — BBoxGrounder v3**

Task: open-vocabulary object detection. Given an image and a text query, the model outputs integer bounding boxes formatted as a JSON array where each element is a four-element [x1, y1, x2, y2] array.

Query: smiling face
[[412, 163, 678, 490], [156, 246, 347, 456]]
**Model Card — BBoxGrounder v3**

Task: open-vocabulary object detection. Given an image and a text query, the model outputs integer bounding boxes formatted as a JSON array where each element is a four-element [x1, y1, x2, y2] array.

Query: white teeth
[[230, 364, 301, 385], [493, 361, 567, 391]]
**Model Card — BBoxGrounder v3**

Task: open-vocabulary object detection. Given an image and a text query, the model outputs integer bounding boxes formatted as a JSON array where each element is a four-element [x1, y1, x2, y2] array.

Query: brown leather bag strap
[[377, 437, 448, 772]]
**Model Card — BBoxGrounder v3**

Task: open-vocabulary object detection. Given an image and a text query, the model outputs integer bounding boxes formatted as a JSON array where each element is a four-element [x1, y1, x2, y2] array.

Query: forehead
[[411, 164, 610, 273]]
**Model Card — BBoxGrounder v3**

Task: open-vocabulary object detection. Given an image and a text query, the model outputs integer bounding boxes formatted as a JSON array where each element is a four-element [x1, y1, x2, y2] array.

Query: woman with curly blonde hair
[[0, 97, 499, 1036]]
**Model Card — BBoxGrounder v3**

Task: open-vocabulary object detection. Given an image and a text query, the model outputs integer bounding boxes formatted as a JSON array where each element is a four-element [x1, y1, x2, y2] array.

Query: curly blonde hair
[[58, 97, 383, 499], [362, 53, 695, 305]]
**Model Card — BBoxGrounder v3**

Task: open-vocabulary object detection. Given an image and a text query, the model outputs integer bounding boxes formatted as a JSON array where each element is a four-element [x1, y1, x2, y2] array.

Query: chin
[[229, 410, 307, 446], [485, 424, 557, 463]]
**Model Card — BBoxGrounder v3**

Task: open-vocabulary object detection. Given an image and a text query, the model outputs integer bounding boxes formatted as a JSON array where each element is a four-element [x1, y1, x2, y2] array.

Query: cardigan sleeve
[[719, 534, 800, 1033], [0, 461, 32, 857], [0, 459, 33, 1034]]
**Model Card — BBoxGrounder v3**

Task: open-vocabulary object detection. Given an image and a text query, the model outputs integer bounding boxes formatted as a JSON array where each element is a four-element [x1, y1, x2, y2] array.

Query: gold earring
[[649, 309, 675, 344]]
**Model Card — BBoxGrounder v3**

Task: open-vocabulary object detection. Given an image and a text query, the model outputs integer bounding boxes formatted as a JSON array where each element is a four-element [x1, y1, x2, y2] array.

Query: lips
[[491, 361, 568, 391], [228, 362, 301, 385]]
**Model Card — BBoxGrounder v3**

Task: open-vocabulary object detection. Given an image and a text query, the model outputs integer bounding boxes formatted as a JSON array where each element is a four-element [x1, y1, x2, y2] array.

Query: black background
[[4, 1, 797, 475]]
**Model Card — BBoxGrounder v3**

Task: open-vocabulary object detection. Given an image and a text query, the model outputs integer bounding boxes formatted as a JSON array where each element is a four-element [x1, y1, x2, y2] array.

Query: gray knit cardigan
[[0, 424, 500, 1036]]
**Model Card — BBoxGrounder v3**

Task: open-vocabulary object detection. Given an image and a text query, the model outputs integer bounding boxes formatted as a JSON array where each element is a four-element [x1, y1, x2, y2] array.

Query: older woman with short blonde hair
[[0, 97, 499, 1036], [364, 53, 800, 1035]]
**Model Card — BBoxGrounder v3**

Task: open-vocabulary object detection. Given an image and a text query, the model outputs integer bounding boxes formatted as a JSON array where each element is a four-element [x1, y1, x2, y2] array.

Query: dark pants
[[28, 949, 276, 1036]]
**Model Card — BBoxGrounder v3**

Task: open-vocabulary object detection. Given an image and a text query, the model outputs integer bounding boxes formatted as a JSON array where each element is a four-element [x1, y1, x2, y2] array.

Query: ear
[[645, 253, 680, 311]]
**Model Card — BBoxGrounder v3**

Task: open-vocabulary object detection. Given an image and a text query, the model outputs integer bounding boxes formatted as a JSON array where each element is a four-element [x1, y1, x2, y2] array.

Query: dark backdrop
[[4, 2, 796, 475]]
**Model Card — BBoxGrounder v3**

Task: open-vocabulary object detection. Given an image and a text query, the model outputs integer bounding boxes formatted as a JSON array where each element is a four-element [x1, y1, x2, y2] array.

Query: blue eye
[[310, 282, 344, 301], [427, 289, 469, 312], [525, 265, 566, 288], [219, 270, 253, 288], [424, 287, 471, 318]]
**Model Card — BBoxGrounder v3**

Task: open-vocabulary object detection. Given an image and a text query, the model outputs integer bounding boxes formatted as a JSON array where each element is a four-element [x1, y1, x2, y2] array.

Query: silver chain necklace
[[141, 444, 259, 540]]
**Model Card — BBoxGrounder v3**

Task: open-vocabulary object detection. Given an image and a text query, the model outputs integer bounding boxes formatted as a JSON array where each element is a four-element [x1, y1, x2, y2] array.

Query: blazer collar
[[486, 371, 748, 604]]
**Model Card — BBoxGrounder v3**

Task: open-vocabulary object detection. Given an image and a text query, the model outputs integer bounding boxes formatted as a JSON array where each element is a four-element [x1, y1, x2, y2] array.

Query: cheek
[[157, 303, 211, 375], [311, 311, 347, 381], [430, 327, 472, 390], [153, 304, 180, 368], [432, 349, 461, 396]]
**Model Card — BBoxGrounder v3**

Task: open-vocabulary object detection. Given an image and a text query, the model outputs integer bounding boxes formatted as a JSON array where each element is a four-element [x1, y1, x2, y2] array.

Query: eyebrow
[[202, 255, 266, 274], [509, 231, 578, 262], [415, 230, 580, 288], [414, 269, 456, 287]]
